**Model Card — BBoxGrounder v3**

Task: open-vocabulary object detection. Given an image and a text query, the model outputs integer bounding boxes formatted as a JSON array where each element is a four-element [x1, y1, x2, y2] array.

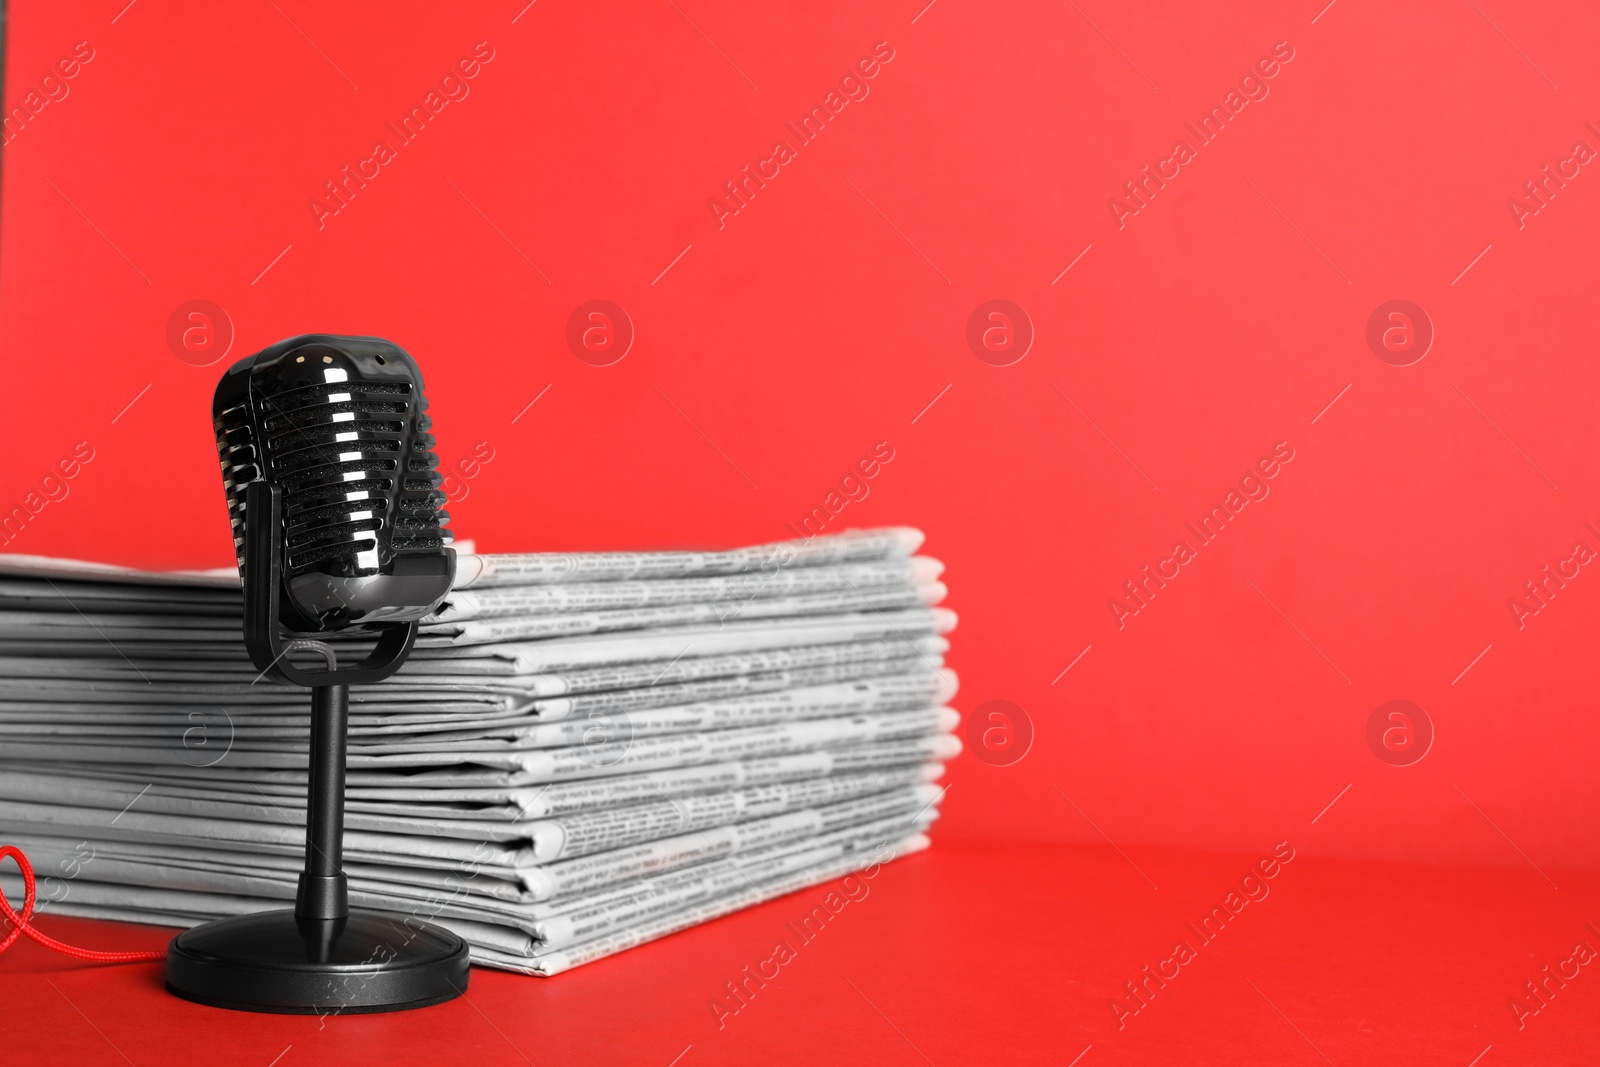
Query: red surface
[[3, 843, 1599, 1066], [4, 0, 1600, 1059]]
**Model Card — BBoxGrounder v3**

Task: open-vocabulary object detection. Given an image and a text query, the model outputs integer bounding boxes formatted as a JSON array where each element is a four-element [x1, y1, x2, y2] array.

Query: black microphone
[[165, 335, 470, 1015]]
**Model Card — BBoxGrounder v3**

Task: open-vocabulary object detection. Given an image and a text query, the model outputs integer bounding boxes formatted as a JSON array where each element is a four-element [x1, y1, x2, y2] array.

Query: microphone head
[[213, 334, 454, 632]]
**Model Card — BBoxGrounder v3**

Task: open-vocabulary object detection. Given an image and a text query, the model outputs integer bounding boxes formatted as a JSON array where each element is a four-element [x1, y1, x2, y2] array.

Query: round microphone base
[[165, 909, 469, 1014]]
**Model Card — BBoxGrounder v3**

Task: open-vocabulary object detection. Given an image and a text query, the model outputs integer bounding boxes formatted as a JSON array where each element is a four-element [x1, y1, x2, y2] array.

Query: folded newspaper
[[0, 527, 958, 975]]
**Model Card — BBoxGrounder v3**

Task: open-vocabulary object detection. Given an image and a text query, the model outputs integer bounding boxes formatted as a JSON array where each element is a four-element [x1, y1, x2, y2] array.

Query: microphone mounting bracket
[[241, 481, 418, 686]]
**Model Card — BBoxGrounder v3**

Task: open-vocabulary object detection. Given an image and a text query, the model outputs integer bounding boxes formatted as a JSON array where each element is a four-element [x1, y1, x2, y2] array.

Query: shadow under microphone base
[[164, 481, 469, 1014]]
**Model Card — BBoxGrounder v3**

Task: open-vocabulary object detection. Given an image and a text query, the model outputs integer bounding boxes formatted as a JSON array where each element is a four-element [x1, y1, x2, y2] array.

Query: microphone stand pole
[[298, 683, 349, 923]]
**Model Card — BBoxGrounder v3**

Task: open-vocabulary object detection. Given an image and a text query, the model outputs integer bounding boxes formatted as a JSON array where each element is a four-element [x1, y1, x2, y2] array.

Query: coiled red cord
[[0, 845, 165, 963]]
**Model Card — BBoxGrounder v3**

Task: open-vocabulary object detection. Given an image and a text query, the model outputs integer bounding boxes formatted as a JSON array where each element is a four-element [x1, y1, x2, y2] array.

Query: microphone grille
[[213, 336, 453, 629]]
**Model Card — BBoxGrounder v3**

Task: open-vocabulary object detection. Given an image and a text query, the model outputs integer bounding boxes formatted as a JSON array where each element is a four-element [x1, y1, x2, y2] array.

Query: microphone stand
[[164, 482, 469, 1014]]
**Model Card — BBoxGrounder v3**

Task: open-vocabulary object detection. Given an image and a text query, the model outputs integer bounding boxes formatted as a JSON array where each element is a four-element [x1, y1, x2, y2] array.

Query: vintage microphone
[[164, 335, 470, 1013]]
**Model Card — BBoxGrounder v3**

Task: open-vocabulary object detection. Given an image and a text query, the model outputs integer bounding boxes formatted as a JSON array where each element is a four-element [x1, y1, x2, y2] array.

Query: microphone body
[[212, 333, 454, 634]]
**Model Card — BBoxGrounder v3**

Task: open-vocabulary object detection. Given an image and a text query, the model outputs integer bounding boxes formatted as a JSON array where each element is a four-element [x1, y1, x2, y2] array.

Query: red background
[[4, 2, 1600, 1062]]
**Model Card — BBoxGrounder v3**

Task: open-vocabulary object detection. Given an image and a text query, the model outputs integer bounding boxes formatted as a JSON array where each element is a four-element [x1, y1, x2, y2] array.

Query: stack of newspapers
[[0, 528, 957, 975]]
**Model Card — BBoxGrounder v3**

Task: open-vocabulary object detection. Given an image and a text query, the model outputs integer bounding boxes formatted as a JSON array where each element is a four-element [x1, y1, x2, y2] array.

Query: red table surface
[[1, 841, 1594, 1066]]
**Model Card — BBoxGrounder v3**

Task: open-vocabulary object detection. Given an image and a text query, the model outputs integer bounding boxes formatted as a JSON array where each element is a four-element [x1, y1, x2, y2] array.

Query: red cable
[[0, 845, 165, 963]]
